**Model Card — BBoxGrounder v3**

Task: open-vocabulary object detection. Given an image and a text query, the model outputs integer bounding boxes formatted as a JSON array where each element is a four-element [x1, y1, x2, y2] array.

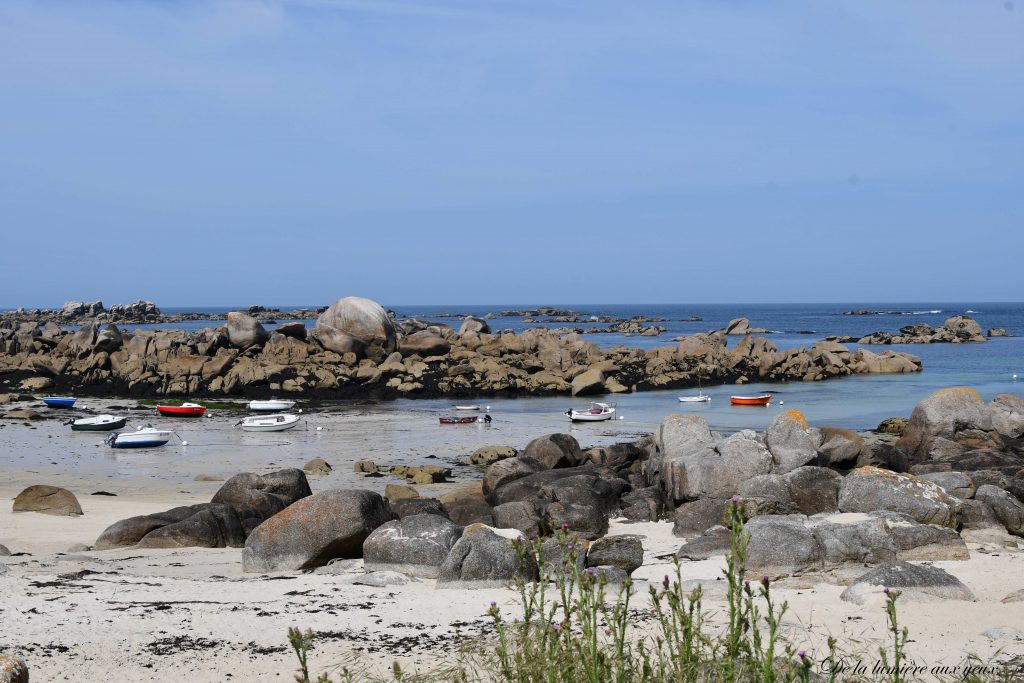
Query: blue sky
[[1, 0, 1022, 307]]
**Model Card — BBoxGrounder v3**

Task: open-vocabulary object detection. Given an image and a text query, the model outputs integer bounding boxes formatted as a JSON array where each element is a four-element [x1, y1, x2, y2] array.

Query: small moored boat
[[678, 393, 711, 403], [453, 405, 480, 411], [439, 416, 480, 424], [730, 394, 772, 406], [247, 398, 297, 412], [69, 414, 127, 432], [236, 413, 301, 432], [156, 403, 207, 417], [566, 402, 616, 422], [43, 396, 77, 408], [105, 426, 173, 448]]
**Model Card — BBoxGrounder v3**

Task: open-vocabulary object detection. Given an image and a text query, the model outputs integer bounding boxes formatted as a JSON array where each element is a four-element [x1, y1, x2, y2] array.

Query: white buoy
[[299, 408, 303, 413], [486, 405, 491, 411], [619, 415, 624, 420], [316, 426, 323, 431], [780, 400, 784, 406], [181, 440, 189, 446]]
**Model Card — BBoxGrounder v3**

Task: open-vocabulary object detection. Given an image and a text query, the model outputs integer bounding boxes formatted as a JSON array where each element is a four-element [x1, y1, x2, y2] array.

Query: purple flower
[[729, 495, 740, 503], [744, 580, 750, 588], [798, 651, 806, 659], [883, 586, 890, 595], [490, 601, 497, 607], [552, 622, 560, 633], [762, 576, 770, 586], [561, 522, 570, 531], [663, 575, 670, 588]]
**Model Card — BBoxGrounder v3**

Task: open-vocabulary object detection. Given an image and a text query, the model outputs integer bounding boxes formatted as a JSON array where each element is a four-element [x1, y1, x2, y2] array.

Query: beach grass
[[285, 504, 1023, 683]]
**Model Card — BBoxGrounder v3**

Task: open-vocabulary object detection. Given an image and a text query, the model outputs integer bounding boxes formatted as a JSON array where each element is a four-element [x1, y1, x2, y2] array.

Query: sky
[[0, 0, 1022, 308]]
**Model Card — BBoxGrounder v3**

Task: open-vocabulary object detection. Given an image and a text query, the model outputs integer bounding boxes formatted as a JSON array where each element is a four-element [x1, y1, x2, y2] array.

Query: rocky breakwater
[[830, 315, 996, 344], [0, 299, 324, 326], [0, 295, 921, 399]]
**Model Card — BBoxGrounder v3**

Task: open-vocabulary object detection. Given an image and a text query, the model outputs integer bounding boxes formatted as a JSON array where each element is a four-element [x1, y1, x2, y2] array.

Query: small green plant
[[285, 500, 834, 682], [878, 587, 908, 683]]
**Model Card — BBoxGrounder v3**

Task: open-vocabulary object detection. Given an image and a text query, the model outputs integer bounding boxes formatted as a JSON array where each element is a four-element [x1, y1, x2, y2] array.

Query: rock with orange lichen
[[765, 409, 819, 474], [896, 387, 992, 463]]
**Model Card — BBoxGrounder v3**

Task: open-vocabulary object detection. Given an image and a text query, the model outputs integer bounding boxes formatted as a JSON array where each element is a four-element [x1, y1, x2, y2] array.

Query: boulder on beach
[[95, 503, 245, 550], [315, 296, 397, 357], [0, 655, 29, 683], [765, 410, 818, 474], [210, 469, 311, 530], [398, 330, 450, 357], [974, 485, 1024, 536], [522, 433, 584, 469], [896, 387, 991, 463], [302, 458, 332, 475], [840, 561, 976, 605], [436, 524, 538, 589], [585, 535, 644, 575], [672, 498, 729, 538], [12, 485, 82, 516], [243, 489, 393, 572], [468, 445, 517, 466], [744, 515, 824, 575], [363, 513, 463, 579], [838, 467, 962, 527]]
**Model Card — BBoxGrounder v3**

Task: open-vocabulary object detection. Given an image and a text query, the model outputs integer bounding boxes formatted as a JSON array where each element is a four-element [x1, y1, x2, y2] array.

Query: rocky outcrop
[[0, 297, 922, 400], [896, 387, 995, 464], [856, 316, 987, 345], [722, 318, 769, 336], [12, 485, 82, 516], [243, 490, 393, 572]]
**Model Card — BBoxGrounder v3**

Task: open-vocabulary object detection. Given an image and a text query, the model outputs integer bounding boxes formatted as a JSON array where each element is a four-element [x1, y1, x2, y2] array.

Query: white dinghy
[[236, 413, 301, 432], [247, 398, 297, 412]]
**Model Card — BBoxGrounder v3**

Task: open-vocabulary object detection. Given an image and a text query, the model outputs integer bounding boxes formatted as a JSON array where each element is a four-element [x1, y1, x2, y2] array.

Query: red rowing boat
[[730, 395, 772, 406], [156, 402, 207, 417], [439, 416, 478, 424]]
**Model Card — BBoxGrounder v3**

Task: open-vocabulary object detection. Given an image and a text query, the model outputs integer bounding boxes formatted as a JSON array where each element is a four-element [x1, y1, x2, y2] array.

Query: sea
[[12, 302, 1024, 432], [3, 303, 1023, 487]]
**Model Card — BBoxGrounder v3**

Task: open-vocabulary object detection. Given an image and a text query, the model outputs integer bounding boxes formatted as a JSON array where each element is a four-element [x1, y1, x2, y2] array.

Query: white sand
[[3, 499, 1023, 682]]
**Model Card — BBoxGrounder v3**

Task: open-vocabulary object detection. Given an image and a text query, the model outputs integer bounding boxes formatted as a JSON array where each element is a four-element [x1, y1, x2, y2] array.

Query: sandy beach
[[2, 494, 1023, 682]]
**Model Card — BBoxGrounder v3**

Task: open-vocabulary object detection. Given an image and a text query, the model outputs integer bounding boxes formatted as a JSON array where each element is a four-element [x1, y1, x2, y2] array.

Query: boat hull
[[678, 396, 711, 403], [71, 417, 127, 432], [439, 417, 478, 424], [247, 400, 296, 412], [157, 405, 206, 417], [730, 395, 772, 406], [43, 397, 76, 408], [108, 430, 173, 448], [239, 414, 301, 432]]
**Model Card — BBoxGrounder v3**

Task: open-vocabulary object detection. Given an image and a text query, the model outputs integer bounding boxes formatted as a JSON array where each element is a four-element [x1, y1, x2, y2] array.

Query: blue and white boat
[[42, 396, 77, 408], [105, 426, 173, 449]]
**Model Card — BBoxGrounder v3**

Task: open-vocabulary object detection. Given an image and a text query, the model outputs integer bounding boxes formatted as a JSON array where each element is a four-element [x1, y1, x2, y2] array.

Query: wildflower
[[798, 650, 806, 659], [729, 495, 741, 503], [883, 586, 890, 595], [663, 575, 670, 589], [552, 622, 560, 633], [561, 522, 570, 531], [762, 575, 770, 587]]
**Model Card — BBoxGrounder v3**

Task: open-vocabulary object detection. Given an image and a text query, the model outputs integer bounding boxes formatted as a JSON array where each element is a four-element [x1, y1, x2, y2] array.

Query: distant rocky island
[[0, 296, 922, 399], [0, 300, 326, 325], [825, 315, 1009, 345]]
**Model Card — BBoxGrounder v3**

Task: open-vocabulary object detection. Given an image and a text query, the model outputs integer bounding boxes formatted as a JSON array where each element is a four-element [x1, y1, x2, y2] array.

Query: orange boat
[[156, 402, 207, 417], [730, 394, 772, 406]]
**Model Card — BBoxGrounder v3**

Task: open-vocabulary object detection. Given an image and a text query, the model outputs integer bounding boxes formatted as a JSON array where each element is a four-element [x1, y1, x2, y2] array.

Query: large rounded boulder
[[437, 524, 538, 589], [363, 514, 463, 578], [242, 489, 392, 572], [226, 311, 269, 349], [13, 485, 82, 516], [837, 467, 962, 527], [896, 387, 991, 463], [315, 296, 397, 357]]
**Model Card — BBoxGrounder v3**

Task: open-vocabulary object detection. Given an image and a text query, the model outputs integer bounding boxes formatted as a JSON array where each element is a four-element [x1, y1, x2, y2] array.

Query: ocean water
[[20, 302, 1024, 430]]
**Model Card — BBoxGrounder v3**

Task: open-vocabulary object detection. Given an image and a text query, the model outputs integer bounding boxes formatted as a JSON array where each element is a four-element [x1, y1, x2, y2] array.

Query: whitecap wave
[[910, 310, 941, 315]]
